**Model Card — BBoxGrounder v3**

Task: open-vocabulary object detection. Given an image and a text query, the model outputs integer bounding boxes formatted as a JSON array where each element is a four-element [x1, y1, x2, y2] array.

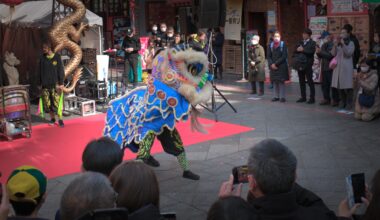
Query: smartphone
[[161, 213, 176, 220], [346, 173, 365, 207], [232, 165, 249, 184]]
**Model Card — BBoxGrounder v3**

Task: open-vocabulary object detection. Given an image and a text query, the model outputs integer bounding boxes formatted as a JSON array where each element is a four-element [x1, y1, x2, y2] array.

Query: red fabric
[[0, 104, 27, 114], [0, 114, 253, 180], [273, 41, 280, 49]]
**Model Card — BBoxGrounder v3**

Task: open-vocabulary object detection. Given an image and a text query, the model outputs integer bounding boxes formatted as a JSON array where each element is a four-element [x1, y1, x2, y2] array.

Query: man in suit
[[296, 28, 316, 104]]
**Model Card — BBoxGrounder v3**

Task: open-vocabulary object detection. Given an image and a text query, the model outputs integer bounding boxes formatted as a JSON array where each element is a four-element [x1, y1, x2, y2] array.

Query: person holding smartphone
[[331, 27, 355, 110]]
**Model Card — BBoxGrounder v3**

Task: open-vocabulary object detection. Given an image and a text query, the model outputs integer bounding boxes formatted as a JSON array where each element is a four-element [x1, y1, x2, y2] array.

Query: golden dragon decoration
[[48, 0, 88, 93]]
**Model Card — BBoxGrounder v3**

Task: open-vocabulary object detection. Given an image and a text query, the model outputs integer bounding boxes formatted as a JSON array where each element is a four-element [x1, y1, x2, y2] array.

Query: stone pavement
[[35, 74, 380, 220]]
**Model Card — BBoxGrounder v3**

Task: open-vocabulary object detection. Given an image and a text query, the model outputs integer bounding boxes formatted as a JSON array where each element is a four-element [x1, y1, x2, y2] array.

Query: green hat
[[7, 165, 47, 204]]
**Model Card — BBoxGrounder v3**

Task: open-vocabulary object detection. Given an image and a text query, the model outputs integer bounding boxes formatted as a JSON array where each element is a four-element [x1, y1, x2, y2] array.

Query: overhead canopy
[[0, 0, 103, 27]]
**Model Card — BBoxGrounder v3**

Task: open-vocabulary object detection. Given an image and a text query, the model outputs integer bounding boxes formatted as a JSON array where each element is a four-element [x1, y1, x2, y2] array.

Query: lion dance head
[[151, 44, 213, 106]]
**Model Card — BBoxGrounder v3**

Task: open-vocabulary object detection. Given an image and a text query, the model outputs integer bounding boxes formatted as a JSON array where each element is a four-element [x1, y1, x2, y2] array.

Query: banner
[[139, 37, 150, 70], [224, 0, 243, 41], [96, 55, 110, 82], [309, 16, 328, 41], [328, 0, 368, 15]]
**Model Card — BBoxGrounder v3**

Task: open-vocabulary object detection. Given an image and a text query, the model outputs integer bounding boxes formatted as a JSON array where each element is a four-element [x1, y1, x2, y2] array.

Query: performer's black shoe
[[58, 120, 64, 128], [49, 118, 56, 126], [141, 156, 160, 167], [183, 170, 200, 180]]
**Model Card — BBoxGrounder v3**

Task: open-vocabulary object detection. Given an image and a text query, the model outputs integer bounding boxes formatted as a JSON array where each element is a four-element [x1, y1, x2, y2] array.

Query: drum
[[0, 85, 29, 120]]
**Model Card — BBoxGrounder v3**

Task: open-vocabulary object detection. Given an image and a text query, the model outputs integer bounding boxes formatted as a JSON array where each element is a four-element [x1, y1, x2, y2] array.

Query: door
[[248, 12, 267, 49]]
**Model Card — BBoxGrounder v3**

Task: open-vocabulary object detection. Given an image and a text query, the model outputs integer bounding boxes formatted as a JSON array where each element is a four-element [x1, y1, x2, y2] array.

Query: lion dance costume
[[104, 44, 213, 180]]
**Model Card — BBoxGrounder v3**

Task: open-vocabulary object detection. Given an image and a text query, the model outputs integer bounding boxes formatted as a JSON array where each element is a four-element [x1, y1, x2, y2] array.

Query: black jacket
[[268, 41, 289, 82], [349, 34, 361, 68], [161, 36, 175, 48], [129, 204, 164, 220], [212, 32, 224, 65], [122, 36, 141, 58], [39, 53, 64, 87], [247, 184, 345, 220], [295, 39, 316, 66], [317, 41, 334, 72]]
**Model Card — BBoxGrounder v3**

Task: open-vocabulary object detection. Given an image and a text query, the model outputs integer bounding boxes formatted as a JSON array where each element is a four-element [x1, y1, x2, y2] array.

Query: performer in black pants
[[295, 28, 316, 104], [122, 27, 141, 90]]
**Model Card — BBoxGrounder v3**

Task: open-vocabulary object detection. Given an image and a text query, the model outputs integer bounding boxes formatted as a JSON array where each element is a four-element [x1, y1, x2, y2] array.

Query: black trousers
[[321, 70, 339, 102], [298, 67, 315, 99], [124, 56, 138, 86], [251, 81, 264, 94], [214, 64, 223, 79]]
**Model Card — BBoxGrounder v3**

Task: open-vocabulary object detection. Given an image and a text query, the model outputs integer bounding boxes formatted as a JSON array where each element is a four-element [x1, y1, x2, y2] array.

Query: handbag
[[359, 92, 375, 108], [329, 57, 338, 70]]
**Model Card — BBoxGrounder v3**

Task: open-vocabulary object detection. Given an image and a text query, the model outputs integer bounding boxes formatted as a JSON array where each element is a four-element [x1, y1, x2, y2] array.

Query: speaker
[[193, 0, 226, 28]]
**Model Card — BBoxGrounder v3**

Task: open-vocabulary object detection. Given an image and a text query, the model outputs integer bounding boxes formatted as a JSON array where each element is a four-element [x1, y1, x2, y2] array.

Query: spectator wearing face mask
[[343, 24, 361, 69], [157, 23, 167, 44], [354, 59, 380, 121], [162, 26, 175, 48], [150, 24, 158, 37], [268, 31, 289, 102], [317, 31, 340, 106], [247, 35, 265, 95], [331, 27, 355, 110]]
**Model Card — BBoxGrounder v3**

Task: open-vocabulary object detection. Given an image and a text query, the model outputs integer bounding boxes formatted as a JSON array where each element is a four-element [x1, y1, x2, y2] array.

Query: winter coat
[[247, 44, 266, 82], [212, 33, 224, 65], [295, 39, 316, 66], [246, 183, 343, 220], [331, 41, 355, 89], [317, 41, 334, 72], [355, 70, 380, 120], [122, 36, 141, 58], [350, 34, 361, 69], [268, 42, 289, 82]]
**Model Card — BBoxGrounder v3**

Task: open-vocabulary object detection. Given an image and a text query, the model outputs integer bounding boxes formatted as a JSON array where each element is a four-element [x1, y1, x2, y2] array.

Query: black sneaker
[[272, 97, 280, 102], [183, 170, 200, 180], [307, 99, 315, 104], [48, 118, 56, 126], [141, 156, 160, 167], [296, 98, 307, 103], [58, 120, 64, 128]]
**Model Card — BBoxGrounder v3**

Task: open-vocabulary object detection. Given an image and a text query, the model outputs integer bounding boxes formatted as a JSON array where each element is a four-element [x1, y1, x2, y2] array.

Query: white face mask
[[251, 40, 258, 45], [152, 27, 157, 31], [168, 34, 174, 38], [361, 66, 369, 72], [161, 28, 167, 32], [274, 37, 280, 43]]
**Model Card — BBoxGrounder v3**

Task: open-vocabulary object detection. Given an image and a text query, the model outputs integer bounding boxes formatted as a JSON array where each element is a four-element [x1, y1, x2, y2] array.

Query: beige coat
[[331, 41, 355, 89], [355, 70, 380, 121]]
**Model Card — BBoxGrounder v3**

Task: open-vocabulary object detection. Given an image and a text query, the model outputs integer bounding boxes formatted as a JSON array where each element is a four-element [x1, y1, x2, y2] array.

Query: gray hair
[[248, 139, 297, 195], [60, 172, 116, 220]]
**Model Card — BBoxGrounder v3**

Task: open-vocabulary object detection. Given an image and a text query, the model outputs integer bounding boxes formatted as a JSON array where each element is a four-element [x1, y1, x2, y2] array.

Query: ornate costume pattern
[[104, 44, 213, 179]]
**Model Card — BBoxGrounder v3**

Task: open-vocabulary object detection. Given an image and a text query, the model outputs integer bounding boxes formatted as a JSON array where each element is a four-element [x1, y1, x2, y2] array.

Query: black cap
[[126, 27, 133, 35]]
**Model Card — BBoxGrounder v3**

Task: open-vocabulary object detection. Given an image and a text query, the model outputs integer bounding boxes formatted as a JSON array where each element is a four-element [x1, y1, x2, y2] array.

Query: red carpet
[[0, 114, 253, 180]]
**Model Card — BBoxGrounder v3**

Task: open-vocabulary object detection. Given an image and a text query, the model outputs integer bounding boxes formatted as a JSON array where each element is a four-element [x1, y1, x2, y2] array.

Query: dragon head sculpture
[[151, 45, 213, 106]]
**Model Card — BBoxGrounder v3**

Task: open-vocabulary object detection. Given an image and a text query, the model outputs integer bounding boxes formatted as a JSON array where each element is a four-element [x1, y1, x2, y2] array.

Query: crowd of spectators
[[1, 137, 379, 220]]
